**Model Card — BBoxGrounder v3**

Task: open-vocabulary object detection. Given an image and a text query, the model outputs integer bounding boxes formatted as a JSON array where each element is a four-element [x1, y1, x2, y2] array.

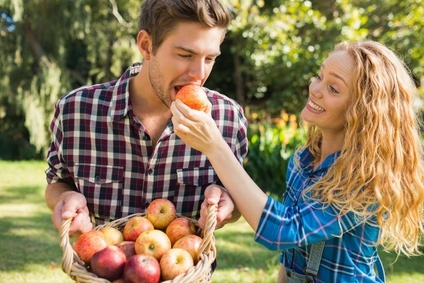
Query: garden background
[[1, 0, 423, 282]]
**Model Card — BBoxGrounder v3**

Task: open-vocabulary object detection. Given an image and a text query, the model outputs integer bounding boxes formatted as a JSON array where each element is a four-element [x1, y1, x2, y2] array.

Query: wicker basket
[[60, 204, 218, 283]]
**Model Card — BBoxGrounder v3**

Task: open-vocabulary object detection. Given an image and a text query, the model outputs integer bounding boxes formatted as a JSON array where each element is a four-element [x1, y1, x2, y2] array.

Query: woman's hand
[[171, 100, 223, 155]]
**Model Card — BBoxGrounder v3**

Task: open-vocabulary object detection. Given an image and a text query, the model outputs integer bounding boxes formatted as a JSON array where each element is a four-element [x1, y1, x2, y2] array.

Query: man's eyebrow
[[175, 46, 221, 57], [321, 64, 349, 87]]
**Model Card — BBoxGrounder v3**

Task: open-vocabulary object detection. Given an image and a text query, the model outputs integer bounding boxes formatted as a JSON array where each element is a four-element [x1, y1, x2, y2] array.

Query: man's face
[[147, 22, 225, 107]]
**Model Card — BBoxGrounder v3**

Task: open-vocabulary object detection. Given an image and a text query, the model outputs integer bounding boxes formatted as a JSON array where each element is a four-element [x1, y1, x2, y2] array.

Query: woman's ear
[[137, 30, 153, 60]]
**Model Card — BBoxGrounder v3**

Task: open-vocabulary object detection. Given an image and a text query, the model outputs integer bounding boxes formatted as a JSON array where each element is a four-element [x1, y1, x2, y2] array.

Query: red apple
[[175, 84, 209, 111], [124, 254, 160, 283], [73, 230, 108, 264], [100, 226, 124, 245], [123, 216, 154, 242], [165, 217, 197, 246], [160, 248, 194, 281], [116, 241, 136, 260], [146, 199, 176, 230], [90, 245, 126, 281], [135, 229, 171, 261], [173, 234, 203, 264]]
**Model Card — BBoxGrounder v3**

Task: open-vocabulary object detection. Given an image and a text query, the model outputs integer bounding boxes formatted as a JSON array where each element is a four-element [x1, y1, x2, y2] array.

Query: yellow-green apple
[[165, 217, 197, 246], [146, 198, 176, 230], [123, 216, 154, 242], [173, 234, 203, 264], [116, 240, 136, 260], [100, 226, 124, 245], [159, 248, 194, 280], [111, 279, 125, 283], [135, 229, 171, 261], [73, 230, 108, 264], [90, 245, 126, 281], [123, 254, 160, 283]]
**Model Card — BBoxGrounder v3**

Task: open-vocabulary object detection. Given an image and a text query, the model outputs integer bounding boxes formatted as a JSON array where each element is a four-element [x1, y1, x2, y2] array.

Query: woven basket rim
[[60, 204, 218, 283]]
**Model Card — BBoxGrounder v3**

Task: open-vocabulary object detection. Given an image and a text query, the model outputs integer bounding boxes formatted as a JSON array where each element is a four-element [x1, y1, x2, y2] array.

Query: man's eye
[[206, 57, 216, 63]]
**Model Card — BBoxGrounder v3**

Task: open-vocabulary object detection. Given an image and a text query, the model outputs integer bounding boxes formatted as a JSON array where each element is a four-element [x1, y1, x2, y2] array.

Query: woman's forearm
[[206, 139, 268, 231]]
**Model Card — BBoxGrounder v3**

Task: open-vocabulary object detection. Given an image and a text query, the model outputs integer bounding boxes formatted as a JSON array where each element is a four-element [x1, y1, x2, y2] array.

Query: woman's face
[[301, 50, 354, 136]]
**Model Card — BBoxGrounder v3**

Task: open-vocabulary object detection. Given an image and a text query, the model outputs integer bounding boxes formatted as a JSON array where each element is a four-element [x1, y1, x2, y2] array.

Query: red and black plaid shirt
[[46, 63, 248, 225]]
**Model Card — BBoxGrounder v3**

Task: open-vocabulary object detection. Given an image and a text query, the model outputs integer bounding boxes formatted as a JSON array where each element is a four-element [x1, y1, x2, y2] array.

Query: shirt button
[[95, 175, 101, 182], [198, 177, 203, 183], [142, 135, 150, 141], [148, 168, 154, 175]]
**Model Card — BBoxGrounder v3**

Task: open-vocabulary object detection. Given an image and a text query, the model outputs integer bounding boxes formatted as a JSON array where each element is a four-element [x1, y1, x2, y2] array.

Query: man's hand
[[52, 191, 93, 238], [198, 184, 241, 230]]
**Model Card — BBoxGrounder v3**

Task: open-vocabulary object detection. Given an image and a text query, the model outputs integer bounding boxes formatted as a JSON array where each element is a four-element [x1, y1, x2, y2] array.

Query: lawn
[[0, 161, 423, 282]]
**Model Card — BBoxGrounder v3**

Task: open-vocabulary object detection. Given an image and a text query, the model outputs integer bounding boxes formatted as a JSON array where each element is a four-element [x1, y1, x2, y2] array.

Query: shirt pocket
[[74, 163, 124, 223], [176, 167, 218, 186], [75, 163, 123, 184]]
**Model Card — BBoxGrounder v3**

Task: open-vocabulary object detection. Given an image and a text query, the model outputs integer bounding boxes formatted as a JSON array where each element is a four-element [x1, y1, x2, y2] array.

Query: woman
[[170, 40, 424, 282]]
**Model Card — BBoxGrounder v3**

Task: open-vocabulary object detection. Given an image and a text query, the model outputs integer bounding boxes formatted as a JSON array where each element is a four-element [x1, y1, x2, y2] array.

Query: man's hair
[[138, 0, 232, 53]]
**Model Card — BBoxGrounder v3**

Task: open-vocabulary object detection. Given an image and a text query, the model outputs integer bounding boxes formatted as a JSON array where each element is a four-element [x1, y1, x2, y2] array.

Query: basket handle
[[59, 217, 85, 278], [197, 204, 218, 257]]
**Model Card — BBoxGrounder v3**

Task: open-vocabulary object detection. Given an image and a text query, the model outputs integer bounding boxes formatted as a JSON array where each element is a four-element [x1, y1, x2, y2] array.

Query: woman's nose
[[309, 81, 323, 99]]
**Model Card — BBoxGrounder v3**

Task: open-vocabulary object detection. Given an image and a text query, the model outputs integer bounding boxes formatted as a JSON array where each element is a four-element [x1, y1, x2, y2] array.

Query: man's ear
[[137, 30, 153, 60]]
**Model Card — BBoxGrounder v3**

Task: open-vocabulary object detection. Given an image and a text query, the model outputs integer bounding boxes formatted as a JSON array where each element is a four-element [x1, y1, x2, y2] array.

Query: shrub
[[244, 111, 306, 197]]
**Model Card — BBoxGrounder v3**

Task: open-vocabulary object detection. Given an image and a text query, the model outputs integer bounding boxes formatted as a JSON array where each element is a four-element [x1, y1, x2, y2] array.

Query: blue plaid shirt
[[255, 148, 384, 282]]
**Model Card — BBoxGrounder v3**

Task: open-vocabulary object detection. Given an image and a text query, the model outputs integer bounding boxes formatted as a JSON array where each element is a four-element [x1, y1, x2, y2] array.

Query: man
[[45, 0, 248, 237]]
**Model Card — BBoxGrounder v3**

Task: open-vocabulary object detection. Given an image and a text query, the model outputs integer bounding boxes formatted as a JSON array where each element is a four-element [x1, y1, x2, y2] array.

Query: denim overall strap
[[304, 241, 325, 280], [285, 242, 325, 283]]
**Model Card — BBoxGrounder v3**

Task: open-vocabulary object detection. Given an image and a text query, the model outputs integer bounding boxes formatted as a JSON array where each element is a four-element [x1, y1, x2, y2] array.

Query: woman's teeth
[[308, 100, 324, 111]]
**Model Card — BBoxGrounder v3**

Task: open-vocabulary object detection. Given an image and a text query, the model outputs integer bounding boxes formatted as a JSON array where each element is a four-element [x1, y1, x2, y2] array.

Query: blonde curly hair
[[302, 40, 424, 256]]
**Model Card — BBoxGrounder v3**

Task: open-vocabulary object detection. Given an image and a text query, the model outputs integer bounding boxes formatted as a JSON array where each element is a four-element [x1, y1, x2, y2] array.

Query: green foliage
[[244, 111, 306, 196], [0, 0, 423, 160]]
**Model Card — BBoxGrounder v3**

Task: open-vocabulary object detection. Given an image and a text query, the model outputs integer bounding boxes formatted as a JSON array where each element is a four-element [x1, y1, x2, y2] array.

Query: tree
[[213, 0, 423, 116], [0, 0, 140, 159]]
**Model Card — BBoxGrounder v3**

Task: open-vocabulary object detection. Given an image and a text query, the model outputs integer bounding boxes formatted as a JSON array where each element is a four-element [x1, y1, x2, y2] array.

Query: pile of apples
[[73, 198, 203, 283]]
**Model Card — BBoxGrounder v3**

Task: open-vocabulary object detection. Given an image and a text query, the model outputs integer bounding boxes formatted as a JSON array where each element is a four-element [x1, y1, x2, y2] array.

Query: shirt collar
[[298, 148, 341, 174], [109, 63, 142, 121]]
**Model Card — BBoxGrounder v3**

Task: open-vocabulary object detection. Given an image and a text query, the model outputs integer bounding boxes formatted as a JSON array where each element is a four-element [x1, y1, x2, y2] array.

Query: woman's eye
[[330, 85, 339, 93]]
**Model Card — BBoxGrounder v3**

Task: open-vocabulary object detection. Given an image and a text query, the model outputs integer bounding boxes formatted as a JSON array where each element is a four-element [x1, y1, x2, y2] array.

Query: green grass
[[0, 160, 423, 282]]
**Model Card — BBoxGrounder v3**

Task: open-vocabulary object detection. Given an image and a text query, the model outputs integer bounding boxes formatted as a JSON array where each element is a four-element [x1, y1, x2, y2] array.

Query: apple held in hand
[[160, 248, 194, 281], [165, 217, 197, 246], [175, 84, 209, 111], [100, 226, 124, 245], [116, 240, 136, 260], [135, 229, 171, 261], [124, 254, 160, 283], [90, 245, 126, 281], [123, 216, 154, 242], [73, 230, 108, 264], [173, 234, 203, 264], [146, 198, 176, 230]]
